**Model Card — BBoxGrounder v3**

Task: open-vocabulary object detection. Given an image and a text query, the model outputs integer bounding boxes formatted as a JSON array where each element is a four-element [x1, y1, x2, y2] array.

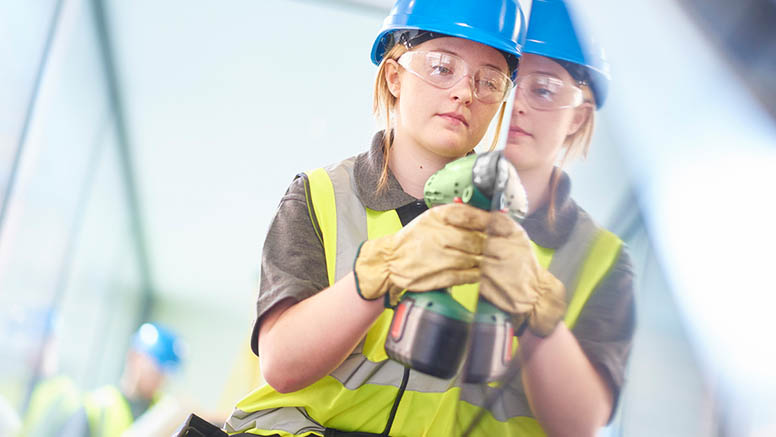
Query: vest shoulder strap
[[304, 168, 337, 286], [564, 227, 623, 329]]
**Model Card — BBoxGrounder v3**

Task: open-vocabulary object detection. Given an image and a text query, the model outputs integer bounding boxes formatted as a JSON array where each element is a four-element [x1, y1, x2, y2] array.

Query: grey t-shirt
[[251, 133, 635, 407]]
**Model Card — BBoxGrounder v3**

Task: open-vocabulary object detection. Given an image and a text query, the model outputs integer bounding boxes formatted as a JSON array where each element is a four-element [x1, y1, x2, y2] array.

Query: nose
[[512, 86, 529, 115], [449, 75, 474, 105]]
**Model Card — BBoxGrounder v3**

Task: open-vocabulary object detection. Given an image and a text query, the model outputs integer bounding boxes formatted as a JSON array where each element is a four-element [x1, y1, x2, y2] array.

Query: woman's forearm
[[258, 272, 385, 393], [519, 323, 613, 437]]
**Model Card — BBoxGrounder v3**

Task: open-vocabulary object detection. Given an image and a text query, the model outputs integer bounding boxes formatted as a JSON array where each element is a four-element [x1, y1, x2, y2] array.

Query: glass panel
[[0, 0, 59, 205], [0, 0, 143, 414], [57, 126, 143, 389]]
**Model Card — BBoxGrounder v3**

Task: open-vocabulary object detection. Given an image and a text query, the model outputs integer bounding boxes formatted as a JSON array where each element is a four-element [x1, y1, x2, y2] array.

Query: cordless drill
[[384, 151, 528, 382]]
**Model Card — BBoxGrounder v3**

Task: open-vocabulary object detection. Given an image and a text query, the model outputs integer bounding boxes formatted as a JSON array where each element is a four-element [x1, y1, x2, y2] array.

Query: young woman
[[223, 0, 532, 436], [477, 0, 636, 435]]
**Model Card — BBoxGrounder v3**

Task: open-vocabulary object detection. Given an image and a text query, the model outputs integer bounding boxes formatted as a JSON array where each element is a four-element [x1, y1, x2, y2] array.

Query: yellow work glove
[[479, 212, 566, 337], [354, 203, 491, 306]]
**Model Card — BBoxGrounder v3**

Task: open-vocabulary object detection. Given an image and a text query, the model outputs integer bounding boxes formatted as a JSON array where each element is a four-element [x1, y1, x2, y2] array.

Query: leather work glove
[[354, 203, 491, 306], [478, 212, 566, 337]]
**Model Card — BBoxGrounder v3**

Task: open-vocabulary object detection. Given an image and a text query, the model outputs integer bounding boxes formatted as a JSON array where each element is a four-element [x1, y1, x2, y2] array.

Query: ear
[[566, 102, 592, 136], [384, 59, 401, 98]]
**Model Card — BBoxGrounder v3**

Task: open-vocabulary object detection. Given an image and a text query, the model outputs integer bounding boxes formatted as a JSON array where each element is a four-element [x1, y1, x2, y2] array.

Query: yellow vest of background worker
[[20, 376, 82, 436], [82, 386, 134, 437]]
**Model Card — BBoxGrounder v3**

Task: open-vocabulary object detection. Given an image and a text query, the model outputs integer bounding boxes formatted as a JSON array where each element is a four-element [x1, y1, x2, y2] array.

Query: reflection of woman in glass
[[224, 0, 528, 435], [491, 0, 636, 435]]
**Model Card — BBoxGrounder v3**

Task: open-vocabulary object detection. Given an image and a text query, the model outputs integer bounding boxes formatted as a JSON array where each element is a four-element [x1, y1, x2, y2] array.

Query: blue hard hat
[[131, 323, 184, 371], [523, 0, 610, 108], [371, 0, 527, 80]]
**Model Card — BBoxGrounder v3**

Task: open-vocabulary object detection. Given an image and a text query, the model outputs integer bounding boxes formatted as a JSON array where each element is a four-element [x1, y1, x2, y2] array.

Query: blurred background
[[1, 0, 774, 436]]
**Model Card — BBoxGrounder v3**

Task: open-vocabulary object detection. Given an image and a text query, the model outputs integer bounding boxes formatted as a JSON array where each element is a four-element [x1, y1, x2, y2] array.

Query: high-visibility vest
[[83, 386, 134, 437], [226, 158, 622, 436], [22, 376, 82, 436]]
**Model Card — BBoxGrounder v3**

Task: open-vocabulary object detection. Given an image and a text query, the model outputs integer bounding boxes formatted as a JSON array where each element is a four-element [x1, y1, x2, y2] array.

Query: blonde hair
[[547, 84, 595, 224], [372, 43, 508, 192]]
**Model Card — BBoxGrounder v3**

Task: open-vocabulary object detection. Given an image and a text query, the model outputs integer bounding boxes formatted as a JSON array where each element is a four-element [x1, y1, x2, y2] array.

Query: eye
[[529, 75, 562, 101], [430, 64, 453, 76], [425, 52, 459, 78], [477, 79, 499, 92], [476, 69, 507, 93], [532, 86, 555, 99]]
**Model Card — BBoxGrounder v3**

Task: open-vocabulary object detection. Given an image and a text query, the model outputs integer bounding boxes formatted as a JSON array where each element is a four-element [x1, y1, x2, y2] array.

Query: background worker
[[223, 0, 530, 435], [16, 307, 82, 437], [478, 0, 636, 435], [61, 322, 185, 437]]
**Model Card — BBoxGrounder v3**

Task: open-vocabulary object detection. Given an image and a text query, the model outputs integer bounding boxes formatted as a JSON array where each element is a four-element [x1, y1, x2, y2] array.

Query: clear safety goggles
[[515, 72, 585, 111], [397, 51, 513, 104]]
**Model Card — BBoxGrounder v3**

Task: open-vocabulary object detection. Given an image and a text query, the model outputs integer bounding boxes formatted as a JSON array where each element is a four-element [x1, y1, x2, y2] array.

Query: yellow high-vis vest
[[22, 376, 82, 436], [227, 158, 622, 436], [83, 386, 133, 437]]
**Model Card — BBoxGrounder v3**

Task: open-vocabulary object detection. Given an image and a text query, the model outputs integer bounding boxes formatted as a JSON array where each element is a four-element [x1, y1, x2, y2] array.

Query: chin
[[438, 144, 471, 159], [429, 135, 472, 158], [503, 144, 528, 167]]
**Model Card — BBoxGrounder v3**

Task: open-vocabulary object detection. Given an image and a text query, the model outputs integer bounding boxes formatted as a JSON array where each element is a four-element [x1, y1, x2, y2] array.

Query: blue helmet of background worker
[[64, 323, 185, 437], [370, 0, 527, 80], [131, 322, 184, 372], [122, 322, 184, 402], [523, 0, 611, 108]]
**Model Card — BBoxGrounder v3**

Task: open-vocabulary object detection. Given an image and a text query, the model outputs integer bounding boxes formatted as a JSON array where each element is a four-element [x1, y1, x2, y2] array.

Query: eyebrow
[[528, 70, 564, 80], [434, 48, 505, 72]]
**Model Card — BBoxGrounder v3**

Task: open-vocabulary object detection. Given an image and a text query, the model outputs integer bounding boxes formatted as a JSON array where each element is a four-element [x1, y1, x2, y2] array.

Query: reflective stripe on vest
[[226, 160, 622, 437], [83, 386, 133, 437]]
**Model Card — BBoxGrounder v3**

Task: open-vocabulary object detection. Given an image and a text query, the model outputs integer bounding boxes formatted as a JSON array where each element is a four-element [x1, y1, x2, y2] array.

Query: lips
[[438, 112, 468, 127], [509, 125, 532, 136]]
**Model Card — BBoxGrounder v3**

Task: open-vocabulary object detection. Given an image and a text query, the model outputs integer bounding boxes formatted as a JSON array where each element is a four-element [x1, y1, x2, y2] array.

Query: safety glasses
[[515, 72, 585, 111], [397, 51, 513, 104]]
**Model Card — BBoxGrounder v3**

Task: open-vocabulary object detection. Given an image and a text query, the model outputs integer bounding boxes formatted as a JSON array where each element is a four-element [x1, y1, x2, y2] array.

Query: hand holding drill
[[478, 212, 566, 337], [354, 151, 567, 338], [354, 203, 491, 306]]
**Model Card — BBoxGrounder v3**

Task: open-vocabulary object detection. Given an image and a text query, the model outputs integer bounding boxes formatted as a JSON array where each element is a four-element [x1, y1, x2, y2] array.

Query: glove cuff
[[527, 272, 567, 337], [353, 239, 392, 301], [512, 314, 529, 337]]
